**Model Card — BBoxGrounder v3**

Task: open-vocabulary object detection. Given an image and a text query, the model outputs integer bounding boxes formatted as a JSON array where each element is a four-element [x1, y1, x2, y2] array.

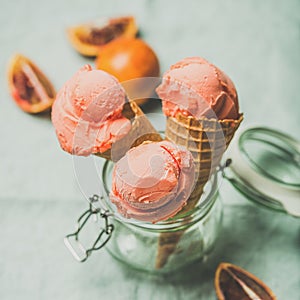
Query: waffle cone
[[155, 113, 243, 269], [95, 101, 162, 161]]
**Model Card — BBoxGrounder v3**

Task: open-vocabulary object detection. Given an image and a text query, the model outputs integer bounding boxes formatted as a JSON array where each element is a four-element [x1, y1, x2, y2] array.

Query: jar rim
[[101, 159, 219, 231], [239, 127, 300, 188], [224, 126, 300, 217]]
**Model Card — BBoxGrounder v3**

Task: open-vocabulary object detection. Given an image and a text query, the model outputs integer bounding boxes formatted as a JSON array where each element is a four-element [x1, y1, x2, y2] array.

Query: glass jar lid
[[223, 127, 300, 217]]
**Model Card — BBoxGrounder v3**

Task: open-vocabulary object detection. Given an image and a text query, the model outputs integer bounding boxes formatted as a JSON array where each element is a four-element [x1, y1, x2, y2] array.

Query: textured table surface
[[1, 0, 300, 299]]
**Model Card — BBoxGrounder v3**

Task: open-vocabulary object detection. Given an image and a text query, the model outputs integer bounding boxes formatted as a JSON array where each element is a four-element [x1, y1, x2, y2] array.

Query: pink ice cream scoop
[[110, 141, 195, 223], [52, 64, 131, 156], [156, 57, 239, 120]]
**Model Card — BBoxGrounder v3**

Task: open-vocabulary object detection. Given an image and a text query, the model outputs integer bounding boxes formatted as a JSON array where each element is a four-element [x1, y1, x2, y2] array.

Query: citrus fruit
[[67, 16, 137, 57], [8, 54, 56, 114], [95, 38, 160, 105], [215, 263, 276, 300]]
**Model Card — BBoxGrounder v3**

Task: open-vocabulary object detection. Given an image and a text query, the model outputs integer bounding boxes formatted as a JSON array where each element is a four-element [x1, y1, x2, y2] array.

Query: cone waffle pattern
[[155, 113, 243, 269]]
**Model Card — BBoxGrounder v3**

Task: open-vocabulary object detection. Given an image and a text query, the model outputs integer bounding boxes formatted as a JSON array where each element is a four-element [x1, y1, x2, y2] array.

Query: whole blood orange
[[95, 38, 160, 105]]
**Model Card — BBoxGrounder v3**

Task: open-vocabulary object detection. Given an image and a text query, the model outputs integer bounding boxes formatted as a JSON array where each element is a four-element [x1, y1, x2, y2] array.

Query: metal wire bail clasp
[[218, 158, 232, 177], [64, 194, 114, 262]]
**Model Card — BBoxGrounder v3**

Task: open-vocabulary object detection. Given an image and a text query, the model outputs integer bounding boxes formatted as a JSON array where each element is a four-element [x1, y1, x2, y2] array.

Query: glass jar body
[[104, 191, 222, 273]]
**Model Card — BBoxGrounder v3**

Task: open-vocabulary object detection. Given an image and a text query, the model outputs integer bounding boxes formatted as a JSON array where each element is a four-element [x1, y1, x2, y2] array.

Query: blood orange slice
[[215, 263, 277, 300], [8, 54, 56, 114], [67, 16, 137, 57]]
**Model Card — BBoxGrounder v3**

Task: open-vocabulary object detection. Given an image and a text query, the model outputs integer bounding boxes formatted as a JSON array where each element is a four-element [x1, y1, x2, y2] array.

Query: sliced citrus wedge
[[8, 54, 56, 114], [215, 262, 277, 300], [67, 16, 137, 57]]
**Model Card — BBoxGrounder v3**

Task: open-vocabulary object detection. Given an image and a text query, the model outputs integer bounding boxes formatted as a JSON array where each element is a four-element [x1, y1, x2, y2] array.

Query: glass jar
[[65, 126, 300, 274], [101, 162, 222, 273], [65, 170, 223, 274]]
